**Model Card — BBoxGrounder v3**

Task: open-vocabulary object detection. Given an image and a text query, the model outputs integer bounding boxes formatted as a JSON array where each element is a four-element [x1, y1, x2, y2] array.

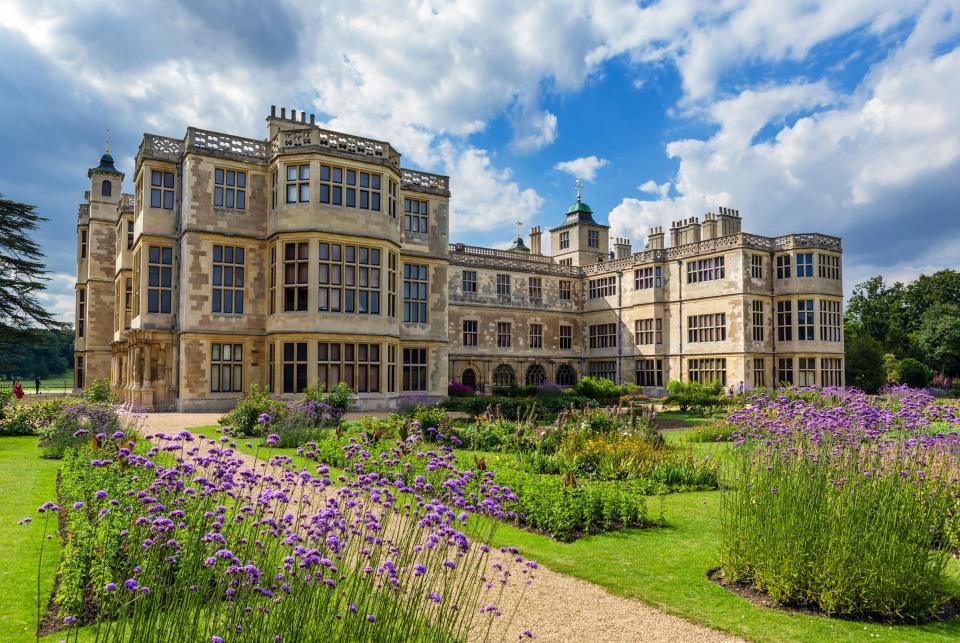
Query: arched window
[[493, 364, 515, 387], [556, 364, 577, 386], [525, 364, 546, 386], [461, 368, 477, 390], [101, 179, 112, 197]]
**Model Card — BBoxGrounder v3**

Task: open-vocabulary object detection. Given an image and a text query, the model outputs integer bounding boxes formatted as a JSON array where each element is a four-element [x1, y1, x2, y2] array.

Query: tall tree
[[0, 194, 63, 345], [844, 332, 886, 393], [917, 303, 960, 376]]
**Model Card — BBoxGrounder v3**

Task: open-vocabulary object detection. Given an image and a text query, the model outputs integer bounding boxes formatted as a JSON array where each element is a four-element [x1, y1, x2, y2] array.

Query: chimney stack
[[646, 226, 665, 250], [529, 226, 542, 255], [614, 237, 632, 259]]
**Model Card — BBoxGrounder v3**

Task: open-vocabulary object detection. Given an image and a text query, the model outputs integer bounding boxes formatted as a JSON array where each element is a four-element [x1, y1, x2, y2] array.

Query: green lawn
[[1, 370, 74, 395], [0, 437, 62, 641], [657, 410, 715, 425]]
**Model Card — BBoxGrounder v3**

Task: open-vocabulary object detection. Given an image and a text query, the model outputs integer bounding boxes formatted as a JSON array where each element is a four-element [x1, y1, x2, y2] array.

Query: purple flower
[[64, 615, 77, 625], [124, 578, 138, 591], [105, 582, 117, 592], [72, 502, 85, 509], [367, 614, 376, 623], [95, 490, 108, 500]]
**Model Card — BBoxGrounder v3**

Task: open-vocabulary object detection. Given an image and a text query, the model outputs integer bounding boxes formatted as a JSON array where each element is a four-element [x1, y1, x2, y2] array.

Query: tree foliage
[[0, 194, 64, 346], [845, 270, 960, 378], [844, 333, 886, 393]]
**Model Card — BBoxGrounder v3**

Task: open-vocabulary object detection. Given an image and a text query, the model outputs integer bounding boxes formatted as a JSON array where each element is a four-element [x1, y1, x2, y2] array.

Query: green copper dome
[[562, 197, 597, 225], [566, 200, 593, 215]]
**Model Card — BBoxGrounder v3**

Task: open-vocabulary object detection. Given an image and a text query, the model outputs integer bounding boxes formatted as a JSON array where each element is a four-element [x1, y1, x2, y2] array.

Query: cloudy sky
[[1, 0, 958, 321]]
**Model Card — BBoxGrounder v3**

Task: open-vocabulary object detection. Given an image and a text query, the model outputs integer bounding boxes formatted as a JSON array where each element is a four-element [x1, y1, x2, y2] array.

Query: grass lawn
[[0, 437, 62, 641], [1, 370, 74, 395], [657, 410, 715, 425]]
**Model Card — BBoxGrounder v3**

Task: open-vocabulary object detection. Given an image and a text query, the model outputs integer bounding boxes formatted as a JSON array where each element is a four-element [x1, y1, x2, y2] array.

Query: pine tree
[[0, 194, 64, 345]]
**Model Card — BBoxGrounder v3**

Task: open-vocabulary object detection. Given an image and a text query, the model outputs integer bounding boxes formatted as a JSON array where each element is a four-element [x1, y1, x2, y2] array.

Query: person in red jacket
[[12, 380, 24, 400]]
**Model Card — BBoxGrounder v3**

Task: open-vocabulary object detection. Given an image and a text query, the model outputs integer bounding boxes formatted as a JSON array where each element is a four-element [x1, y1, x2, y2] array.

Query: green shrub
[[38, 400, 139, 459], [896, 358, 930, 388], [83, 379, 116, 404], [0, 398, 65, 436], [0, 387, 12, 421], [219, 385, 285, 437], [494, 468, 650, 540], [686, 422, 735, 443], [408, 404, 451, 435], [444, 394, 595, 421], [665, 380, 726, 412], [720, 438, 953, 621], [573, 376, 636, 403]]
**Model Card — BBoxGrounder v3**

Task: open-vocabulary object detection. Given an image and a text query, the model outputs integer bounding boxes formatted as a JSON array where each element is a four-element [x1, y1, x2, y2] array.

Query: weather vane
[[575, 177, 583, 202], [105, 128, 110, 154], [516, 218, 523, 240]]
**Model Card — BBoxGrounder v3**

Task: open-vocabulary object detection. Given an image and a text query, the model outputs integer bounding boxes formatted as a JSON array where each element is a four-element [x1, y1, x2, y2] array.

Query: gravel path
[[144, 413, 741, 643]]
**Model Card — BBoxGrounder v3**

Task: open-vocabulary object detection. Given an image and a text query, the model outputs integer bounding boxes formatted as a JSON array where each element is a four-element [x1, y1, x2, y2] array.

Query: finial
[[105, 128, 110, 154], [516, 218, 523, 240], [575, 178, 583, 203]]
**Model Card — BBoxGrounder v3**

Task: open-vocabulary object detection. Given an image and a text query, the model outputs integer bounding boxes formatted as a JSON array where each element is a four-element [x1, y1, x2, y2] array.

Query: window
[[268, 343, 275, 393], [588, 361, 616, 381], [101, 179, 112, 197], [403, 263, 428, 323], [462, 270, 477, 293], [76, 356, 84, 390], [496, 322, 511, 348], [686, 257, 725, 284], [283, 242, 309, 312], [559, 324, 572, 350], [688, 358, 727, 385], [402, 348, 427, 391], [526, 364, 546, 386], [529, 323, 543, 349], [776, 255, 791, 280], [589, 276, 616, 298], [214, 168, 246, 210], [132, 248, 141, 317], [318, 243, 381, 314], [285, 164, 310, 203], [559, 280, 571, 300], [496, 274, 511, 298], [317, 342, 380, 393], [212, 245, 244, 314], [558, 258, 573, 266], [126, 220, 134, 250], [821, 358, 843, 387], [797, 299, 815, 341], [462, 320, 478, 346], [282, 342, 308, 394], [388, 179, 398, 218], [776, 301, 792, 341], [387, 345, 397, 393], [753, 358, 766, 388], [798, 357, 816, 386], [820, 300, 842, 342], [635, 266, 661, 290], [77, 287, 86, 337], [588, 229, 599, 248], [559, 231, 570, 250], [403, 198, 428, 232], [751, 254, 763, 279], [752, 301, 764, 342], [271, 170, 277, 209], [819, 254, 841, 279], [687, 313, 726, 343], [150, 170, 174, 209], [635, 319, 661, 345], [211, 343, 243, 393], [635, 359, 663, 387], [269, 245, 277, 315], [388, 253, 398, 318], [147, 246, 173, 313], [528, 277, 542, 301], [493, 364, 515, 387], [124, 278, 132, 329], [320, 165, 381, 211], [556, 364, 576, 386], [589, 323, 616, 349], [796, 253, 813, 278], [79, 229, 87, 259], [776, 357, 794, 385]]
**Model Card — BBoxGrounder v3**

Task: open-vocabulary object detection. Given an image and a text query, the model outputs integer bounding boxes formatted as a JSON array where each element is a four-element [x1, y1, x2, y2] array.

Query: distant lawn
[[656, 410, 715, 426], [0, 437, 61, 641], [1, 370, 74, 395]]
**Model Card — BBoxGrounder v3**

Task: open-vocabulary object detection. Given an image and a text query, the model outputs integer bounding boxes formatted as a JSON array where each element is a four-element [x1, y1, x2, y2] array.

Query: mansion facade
[[74, 107, 844, 411]]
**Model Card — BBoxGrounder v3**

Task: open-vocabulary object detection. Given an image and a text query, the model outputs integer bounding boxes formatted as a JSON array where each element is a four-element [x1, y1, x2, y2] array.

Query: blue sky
[[1, 0, 958, 320]]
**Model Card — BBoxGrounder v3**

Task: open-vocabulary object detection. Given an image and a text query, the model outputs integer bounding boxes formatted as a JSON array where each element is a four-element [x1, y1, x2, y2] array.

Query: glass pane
[[151, 171, 162, 186], [214, 187, 224, 207], [164, 172, 174, 188], [163, 191, 174, 209], [299, 184, 310, 202], [213, 265, 222, 286], [225, 190, 234, 208], [215, 168, 224, 185], [237, 172, 245, 188]]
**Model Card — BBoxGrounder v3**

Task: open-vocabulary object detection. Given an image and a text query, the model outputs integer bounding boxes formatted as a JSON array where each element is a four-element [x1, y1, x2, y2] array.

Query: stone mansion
[[74, 107, 844, 411]]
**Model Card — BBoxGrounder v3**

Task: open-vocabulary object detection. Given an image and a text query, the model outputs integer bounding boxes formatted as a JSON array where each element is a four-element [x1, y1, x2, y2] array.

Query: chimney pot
[[310, 114, 315, 125], [280, 107, 286, 118], [301, 112, 306, 123], [271, 105, 276, 117]]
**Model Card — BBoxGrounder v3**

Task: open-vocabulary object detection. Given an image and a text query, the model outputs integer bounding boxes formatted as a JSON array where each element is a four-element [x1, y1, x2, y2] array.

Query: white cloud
[[639, 180, 670, 198], [439, 143, 544, 234], [35, 272, 76, 324], [554, 155, 609, 181]]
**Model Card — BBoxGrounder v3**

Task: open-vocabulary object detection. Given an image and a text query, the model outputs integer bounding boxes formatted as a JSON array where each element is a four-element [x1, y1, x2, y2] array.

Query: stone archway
[[556, 363, 577, 386], [461, 367, 477, 390], [525, 364, 546, 386], [493, 364, 515, 387]]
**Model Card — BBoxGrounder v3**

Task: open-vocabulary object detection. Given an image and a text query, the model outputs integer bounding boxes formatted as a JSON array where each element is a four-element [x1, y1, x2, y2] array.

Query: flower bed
[[720, 386, 960, 622]]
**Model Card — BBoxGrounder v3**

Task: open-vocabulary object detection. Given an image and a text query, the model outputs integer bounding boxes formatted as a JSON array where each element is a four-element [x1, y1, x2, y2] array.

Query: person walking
[[13, 380, 24, 400], [35, 377, 41, 395]]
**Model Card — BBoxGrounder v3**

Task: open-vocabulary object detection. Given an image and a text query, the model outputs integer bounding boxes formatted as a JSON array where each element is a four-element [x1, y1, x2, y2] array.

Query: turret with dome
[[548, 179, 610, 266]]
